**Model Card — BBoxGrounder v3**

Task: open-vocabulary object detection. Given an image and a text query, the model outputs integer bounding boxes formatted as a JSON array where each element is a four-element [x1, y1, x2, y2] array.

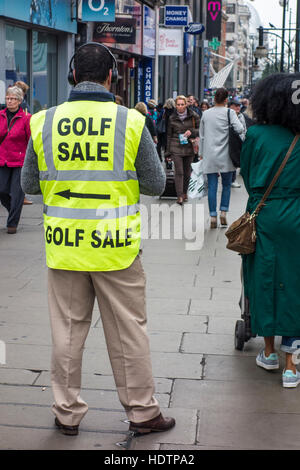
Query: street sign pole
[[296, 0, 300, 72], [154, 1, 160, 103], [280, 0, 287, 72]]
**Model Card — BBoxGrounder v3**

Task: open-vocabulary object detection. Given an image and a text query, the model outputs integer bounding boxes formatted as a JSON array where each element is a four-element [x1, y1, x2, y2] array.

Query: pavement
[[1, 174, 300, 452]]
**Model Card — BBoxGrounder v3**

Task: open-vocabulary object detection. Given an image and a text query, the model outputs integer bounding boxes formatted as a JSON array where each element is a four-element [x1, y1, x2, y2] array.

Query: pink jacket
[[0, 107, 31, 167]]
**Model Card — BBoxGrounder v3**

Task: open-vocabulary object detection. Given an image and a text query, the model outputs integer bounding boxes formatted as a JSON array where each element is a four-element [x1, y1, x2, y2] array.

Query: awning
[[209, 62, 235, 89]]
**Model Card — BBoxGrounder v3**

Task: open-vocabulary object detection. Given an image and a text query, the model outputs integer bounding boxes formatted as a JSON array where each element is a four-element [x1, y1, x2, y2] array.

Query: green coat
[[241, 124, 300, 337]]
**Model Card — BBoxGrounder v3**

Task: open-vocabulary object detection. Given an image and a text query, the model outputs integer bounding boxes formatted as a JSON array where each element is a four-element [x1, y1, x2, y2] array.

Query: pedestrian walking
[[228, 99, 247, 189], [147, 99, 158, 126], [14, 80, 30, 113], [135, 101, 157, 144], [165, 95, 200, 205], [199, 87, 244, 228], [240, 73, 300, 388], [156, 98, 175, 161], [187, 94, 202, 118], [0, 85, 31, 234], [200, 101, 210, 112], [21, 42, 175, 435], [14, 80, 33, 205]]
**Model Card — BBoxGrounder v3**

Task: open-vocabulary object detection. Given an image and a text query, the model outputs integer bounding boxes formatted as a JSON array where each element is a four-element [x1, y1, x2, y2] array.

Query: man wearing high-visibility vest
[[21, 42, 175, 437]]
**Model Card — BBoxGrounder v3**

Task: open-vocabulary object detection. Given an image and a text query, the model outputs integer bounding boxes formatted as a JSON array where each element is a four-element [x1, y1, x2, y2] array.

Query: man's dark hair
[[74, 44, 114, 84], [214, 87, 228, 104], [251, 73, 300, 133]]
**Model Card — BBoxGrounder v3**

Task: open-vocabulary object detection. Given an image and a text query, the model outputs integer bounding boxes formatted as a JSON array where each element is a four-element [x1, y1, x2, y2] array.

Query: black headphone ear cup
[[68, 69, 75, 86], [111, 68, 118, 84]]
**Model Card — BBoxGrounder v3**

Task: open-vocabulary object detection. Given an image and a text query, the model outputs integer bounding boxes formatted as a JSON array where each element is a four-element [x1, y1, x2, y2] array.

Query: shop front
[[91, 0, 156, 107], [0, 0, 77, 112]]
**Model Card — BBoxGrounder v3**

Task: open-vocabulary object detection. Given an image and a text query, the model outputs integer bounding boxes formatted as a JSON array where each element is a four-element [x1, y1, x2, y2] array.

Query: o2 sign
[[81, 0, 115, 22]]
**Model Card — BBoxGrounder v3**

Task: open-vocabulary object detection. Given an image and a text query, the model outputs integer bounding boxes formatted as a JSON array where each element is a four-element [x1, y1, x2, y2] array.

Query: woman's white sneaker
[[256, 349, 279, 370], [282, 369, 300, 388]]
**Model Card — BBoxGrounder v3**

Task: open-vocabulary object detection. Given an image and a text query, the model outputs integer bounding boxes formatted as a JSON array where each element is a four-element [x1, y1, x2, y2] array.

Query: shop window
[[5, 25, 57, 112], [32, 31, 57, 113], [227, 22, 235, 33], [227, 4, 236, 15], [5, 25, 29, 87]]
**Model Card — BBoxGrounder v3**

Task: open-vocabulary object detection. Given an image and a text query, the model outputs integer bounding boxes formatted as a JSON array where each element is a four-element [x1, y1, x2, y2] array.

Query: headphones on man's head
[[68, 42, 118, 86]]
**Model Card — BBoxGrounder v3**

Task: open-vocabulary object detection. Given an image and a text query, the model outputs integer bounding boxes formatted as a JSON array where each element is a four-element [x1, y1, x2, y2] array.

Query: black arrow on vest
[[55, 189, 111, 200]]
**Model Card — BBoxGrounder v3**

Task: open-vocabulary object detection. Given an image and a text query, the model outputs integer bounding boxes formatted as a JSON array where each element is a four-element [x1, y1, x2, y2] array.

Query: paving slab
[[171, 379, 300, 413], [197, 410, 300, 450], [1, 181, 298, 451], [130, 408, 198, 449]]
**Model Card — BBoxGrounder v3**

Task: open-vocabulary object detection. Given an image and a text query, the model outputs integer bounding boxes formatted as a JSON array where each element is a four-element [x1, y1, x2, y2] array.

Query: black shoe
[[54, 417, 79, 436], [129, 413, 176, 434]]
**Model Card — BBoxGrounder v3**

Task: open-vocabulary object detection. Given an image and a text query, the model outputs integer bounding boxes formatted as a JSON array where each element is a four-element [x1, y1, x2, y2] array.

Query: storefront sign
[[159, 28, 183, 56], [184, 33, 195, 64], [143, 5, 155, 57], [81, 0, 115, 22], [206, 0, 222, 40], [0, 0, 76, 33], [93, 17, 136, 44], [185, 23, 205, 35], [137, 59, 153, 103], [164, 5, 188, 27]]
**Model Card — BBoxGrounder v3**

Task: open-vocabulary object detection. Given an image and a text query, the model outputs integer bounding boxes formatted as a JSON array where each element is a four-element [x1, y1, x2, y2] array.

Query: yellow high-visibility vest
[[30, 100, 145, 271]]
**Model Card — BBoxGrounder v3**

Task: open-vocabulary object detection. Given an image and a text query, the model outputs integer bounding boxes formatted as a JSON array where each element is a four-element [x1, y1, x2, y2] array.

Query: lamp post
[[296, 0, 300, 71], [154, 0, 160, 103], [279, 0, 287, 72]]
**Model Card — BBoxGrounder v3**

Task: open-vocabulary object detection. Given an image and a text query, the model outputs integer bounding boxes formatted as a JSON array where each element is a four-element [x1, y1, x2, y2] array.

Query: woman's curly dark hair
[[251, 73, 300, 133]]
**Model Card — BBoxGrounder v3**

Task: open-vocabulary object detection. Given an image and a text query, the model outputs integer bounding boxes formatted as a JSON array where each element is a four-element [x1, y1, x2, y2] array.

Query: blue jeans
[[281, 336, 300, 353], [207, 172, 234, 217]]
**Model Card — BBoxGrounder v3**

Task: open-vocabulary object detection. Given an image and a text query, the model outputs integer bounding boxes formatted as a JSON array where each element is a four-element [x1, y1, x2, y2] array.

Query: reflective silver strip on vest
[[43, 203, 140, 220], [40, 104, 137, 182], [42, 106, 58, 180], [39, 169, 137, 182]]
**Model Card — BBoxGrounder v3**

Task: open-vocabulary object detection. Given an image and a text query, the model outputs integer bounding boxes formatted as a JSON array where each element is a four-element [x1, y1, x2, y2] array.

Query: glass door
[[32, 31, 57, 112], [5, 25, 29, 86]]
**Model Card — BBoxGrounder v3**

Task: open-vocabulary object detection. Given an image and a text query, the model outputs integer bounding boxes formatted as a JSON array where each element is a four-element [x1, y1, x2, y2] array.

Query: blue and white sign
[[143, 5, 155, 57], [165, 5, 188, 27], [0, 0, 76, 33], [81, 0, 115, 23], [137, 59, 153, 103], [185, 23, 205, 35]]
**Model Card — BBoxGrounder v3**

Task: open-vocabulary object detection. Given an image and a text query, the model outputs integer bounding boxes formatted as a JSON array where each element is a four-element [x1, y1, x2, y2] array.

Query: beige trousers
[[47, 255, 160, 426]]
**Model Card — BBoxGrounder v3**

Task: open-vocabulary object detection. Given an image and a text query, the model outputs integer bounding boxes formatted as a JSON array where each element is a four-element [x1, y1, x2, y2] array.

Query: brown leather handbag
[[225, 134, 300, 255]]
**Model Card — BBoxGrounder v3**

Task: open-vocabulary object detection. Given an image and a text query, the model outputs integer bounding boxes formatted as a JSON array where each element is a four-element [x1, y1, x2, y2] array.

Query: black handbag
[[227, 109, 243, 168], [157, 112, 166, 134]]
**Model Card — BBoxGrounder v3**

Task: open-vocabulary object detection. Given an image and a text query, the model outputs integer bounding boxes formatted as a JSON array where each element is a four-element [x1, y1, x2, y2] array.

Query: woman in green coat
[[241, 73, 300, 388]]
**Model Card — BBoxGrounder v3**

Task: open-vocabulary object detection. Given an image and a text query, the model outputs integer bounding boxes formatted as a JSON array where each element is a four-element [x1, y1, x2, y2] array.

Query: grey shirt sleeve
[[135, 125, 166, 196], [21, 137, 42, 195], [21, 126, 167, 197]]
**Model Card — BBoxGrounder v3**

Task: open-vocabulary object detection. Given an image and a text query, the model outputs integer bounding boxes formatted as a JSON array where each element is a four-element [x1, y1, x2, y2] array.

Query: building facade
[[224, 0, 251, 90], [0, 0, 75, 111], [0, 0, 160, 110]]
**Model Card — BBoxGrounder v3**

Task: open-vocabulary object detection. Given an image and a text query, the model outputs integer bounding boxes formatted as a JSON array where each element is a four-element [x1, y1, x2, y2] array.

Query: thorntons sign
[[206, 0, 222, 40], [93, 17, 136, 44]]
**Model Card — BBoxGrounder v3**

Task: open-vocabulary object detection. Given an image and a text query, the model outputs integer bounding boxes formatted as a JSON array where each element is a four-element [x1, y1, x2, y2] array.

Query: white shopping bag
[[187, 160, 208, 199]]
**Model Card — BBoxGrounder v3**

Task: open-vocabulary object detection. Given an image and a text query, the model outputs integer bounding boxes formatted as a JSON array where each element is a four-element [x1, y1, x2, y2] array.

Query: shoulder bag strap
[[227, 108, 231, 126], [253, 134, 300, 217]]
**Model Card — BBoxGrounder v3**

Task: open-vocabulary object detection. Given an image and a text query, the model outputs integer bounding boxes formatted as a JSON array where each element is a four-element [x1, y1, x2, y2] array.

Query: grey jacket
[[21, 82, 165, 196], [199, 106, 245, 174]]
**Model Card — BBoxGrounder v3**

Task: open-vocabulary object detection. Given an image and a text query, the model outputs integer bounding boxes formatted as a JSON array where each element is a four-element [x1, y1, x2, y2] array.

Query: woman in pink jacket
[[0, 86, 31, 233]]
